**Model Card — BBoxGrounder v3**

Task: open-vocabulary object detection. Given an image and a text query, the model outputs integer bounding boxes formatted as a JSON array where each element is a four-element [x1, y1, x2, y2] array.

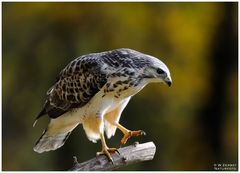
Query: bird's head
[[142, 54, 172, 87], [115, 48, 172, 86]]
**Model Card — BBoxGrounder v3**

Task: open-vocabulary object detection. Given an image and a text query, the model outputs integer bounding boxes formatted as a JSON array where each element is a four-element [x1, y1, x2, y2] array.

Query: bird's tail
[[33, 129, 72, 153], [33, 119, 79, 153]]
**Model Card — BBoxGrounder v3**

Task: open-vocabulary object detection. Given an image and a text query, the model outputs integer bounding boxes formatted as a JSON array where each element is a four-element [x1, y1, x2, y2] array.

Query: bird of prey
[[33, 48, 172, 162]]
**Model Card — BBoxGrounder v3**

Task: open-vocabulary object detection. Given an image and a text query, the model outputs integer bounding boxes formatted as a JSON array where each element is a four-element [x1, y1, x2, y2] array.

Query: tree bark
[[69, 141, 156, 171]]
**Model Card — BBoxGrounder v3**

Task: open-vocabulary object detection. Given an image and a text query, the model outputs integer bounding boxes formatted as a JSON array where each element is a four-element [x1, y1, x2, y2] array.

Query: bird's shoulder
[[37, 49, 144, 120], [41, 54, 108, 119]]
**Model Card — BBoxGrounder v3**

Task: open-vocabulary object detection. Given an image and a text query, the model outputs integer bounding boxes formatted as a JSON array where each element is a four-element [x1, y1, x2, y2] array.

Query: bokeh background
[[2, 2, 238, 171]]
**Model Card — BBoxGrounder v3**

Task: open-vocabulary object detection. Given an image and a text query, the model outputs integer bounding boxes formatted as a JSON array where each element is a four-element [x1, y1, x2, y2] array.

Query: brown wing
[[36, 54, 107, 120], [35, 48, 146, 122]]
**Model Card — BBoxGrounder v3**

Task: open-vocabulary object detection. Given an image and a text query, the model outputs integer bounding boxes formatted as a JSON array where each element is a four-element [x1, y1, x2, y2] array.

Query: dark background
[[2, 2, 238, 171]]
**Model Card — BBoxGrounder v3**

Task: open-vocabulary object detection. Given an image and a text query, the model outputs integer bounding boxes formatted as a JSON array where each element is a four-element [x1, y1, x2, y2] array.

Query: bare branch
[[69, 141, 156, 171]]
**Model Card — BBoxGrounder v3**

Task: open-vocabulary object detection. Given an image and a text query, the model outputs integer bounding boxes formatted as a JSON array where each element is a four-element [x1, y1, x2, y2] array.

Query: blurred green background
[[2, 2, 238, 171]]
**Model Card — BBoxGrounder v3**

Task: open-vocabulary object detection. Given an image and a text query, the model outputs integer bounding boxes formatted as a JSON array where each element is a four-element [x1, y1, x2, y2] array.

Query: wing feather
[[36, 54, 107, 120], [35, 48, 143, 122]]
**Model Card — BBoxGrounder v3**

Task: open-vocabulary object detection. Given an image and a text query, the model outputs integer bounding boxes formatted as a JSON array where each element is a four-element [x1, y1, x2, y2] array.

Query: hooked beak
[[164, 76, 172, 87]]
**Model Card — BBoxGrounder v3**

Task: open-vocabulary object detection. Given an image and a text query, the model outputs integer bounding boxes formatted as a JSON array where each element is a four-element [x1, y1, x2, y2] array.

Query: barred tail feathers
[[33, 130, 71, 153], [33, 118, 79, 153]]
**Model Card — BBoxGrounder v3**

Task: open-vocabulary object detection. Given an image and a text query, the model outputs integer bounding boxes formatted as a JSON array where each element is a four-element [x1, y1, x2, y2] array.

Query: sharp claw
[[105, 153, 112, 162], [96, 148, 119, 163], [141, 130, 146, 135], [116, 149, 120, 155], [121, 130, 146, 145], [108, 148, 119, 153]]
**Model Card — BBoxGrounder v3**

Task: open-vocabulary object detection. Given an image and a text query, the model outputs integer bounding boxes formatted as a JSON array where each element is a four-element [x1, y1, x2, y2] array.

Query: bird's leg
[[96, 133, 119, 163], [116, 123, 146, 145]]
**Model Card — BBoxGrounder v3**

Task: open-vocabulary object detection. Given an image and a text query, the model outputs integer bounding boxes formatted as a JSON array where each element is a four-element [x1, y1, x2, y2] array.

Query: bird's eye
[[157, 68, 164, 74]]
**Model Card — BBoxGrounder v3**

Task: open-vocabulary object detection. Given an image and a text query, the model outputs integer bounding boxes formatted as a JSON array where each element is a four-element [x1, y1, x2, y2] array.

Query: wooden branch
[[69, 141, 156, 171]]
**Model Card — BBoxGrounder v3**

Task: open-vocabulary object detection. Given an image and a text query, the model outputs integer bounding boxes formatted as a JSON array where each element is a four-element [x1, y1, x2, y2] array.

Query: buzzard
[[33, 48, 172, 162]]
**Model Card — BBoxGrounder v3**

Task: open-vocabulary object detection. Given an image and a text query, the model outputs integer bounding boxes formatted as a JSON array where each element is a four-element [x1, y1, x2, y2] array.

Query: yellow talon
[[121, 130, 146, 145], [96, 147, 119, 163], [97, 133, 120, 163], [115, 123, 146, 145]]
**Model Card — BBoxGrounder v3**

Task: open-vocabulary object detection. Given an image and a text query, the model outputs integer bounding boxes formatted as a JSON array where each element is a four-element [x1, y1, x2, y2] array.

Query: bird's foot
[[96, 147, 120, 163], [121, 130, 146, 145]]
